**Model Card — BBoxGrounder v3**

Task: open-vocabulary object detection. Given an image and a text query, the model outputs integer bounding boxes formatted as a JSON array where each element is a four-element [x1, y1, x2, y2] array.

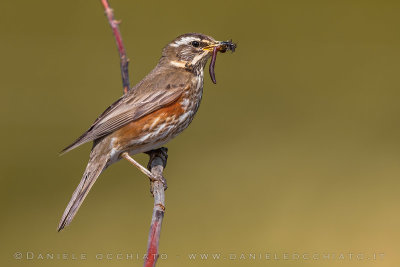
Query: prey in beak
[[203, 40, 237, 84]]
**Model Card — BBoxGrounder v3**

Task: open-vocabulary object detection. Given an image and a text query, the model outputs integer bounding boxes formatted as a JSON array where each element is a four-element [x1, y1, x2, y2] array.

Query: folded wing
[[61, 85, 185, 154]]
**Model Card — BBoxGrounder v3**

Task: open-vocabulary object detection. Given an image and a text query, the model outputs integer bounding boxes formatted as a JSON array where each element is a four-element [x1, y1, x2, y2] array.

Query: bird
[[57, 33, 236, 231]]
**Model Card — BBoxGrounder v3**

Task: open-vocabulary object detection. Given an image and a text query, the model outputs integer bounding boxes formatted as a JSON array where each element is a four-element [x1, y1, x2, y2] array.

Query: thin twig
[[144, 148, 168, 267], [100, 0, 131, 94], [100, 2, 168, 267]]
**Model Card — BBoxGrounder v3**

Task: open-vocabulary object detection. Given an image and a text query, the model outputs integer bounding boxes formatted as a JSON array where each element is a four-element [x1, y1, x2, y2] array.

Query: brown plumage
[[58, 33, 235, 231]]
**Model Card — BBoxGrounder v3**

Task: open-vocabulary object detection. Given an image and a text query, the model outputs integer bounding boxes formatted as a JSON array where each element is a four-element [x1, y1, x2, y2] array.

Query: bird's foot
[[146, 148, 168, 193], [150, 174, 168, 194], [145, 147, 168, 169]]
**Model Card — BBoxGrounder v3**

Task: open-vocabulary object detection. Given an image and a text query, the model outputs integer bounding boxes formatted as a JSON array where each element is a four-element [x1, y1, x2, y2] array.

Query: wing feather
[[61, 86, 186, 154]]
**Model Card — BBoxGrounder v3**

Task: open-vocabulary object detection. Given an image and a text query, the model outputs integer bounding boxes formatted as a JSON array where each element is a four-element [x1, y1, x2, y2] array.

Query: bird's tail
[[58, 141, 110, 231]]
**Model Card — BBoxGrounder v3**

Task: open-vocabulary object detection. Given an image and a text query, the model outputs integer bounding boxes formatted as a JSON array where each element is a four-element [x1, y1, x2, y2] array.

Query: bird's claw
[[150, 174, 168, 194]]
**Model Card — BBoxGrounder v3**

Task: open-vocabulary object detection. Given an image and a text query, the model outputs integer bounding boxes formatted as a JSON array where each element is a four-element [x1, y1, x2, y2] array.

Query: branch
[[101, 0, 131, 94], [100, 2, 168, 267], [144, 148, 168, 267]]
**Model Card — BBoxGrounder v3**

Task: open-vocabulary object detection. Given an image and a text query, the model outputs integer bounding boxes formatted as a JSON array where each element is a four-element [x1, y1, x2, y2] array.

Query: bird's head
[[161, 33, 236, 80]]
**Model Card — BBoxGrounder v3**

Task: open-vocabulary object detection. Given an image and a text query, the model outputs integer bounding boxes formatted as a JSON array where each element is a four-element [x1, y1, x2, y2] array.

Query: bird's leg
[[121, 152, 158, 181], [121, 151, 168, 193]]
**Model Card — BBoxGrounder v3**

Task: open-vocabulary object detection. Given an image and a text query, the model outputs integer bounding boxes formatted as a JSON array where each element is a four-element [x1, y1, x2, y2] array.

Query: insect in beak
[[205, 40, 236, 84]]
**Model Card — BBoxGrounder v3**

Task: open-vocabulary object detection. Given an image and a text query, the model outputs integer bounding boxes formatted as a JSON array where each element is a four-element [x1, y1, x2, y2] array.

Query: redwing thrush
[[58, 33, 236, 231]]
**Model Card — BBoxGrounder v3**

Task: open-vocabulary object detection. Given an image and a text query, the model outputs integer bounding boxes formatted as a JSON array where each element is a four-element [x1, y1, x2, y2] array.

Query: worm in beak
[[208, 40, 237, 84]]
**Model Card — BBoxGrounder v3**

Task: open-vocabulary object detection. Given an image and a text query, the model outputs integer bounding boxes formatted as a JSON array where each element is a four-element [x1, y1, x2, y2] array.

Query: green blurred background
[[1, 0, 399, 266]]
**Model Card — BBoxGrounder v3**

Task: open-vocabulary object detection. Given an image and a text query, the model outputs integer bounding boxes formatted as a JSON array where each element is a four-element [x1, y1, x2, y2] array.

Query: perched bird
[[58, 33, 236, 231]]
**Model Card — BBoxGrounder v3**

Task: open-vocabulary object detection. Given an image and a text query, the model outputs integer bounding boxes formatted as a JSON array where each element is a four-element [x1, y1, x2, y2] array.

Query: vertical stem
[[100, 3, 168, 267], [144, 209, 164, 267], [100, 0, 131, 94], [144, 148, 168, 267]]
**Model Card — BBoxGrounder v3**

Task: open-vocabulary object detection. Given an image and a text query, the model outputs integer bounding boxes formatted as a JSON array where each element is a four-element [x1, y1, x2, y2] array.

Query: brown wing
[[61, 68, 191, 154]]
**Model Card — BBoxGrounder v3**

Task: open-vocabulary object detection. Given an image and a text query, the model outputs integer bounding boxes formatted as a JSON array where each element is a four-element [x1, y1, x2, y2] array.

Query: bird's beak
[[203, 42, 221, 52], [203, 40, 236, 53]]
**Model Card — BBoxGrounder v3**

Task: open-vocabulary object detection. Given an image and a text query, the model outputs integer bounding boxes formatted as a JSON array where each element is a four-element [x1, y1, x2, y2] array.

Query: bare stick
[[100, 2, 168, 267], [144, 148, 168, 267], [101, 0, 131, 94]]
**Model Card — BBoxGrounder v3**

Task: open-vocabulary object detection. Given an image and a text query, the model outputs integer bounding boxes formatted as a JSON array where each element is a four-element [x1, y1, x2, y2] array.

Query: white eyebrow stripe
[[170, 36, 201, 47]]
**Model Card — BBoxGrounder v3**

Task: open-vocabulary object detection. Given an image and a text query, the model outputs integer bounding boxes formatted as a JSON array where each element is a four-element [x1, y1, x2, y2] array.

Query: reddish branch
[[144, 148, 168, 267], [101, 0, 131, 94], [100, 1, 167, 267]]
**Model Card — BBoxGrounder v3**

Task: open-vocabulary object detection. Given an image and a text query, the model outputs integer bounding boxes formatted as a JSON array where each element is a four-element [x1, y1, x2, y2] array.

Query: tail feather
[[58, 141, 109, 231]]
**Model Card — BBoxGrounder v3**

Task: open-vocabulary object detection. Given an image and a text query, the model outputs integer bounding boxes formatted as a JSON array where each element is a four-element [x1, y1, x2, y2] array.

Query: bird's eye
[[191, 41, 200, 48]]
